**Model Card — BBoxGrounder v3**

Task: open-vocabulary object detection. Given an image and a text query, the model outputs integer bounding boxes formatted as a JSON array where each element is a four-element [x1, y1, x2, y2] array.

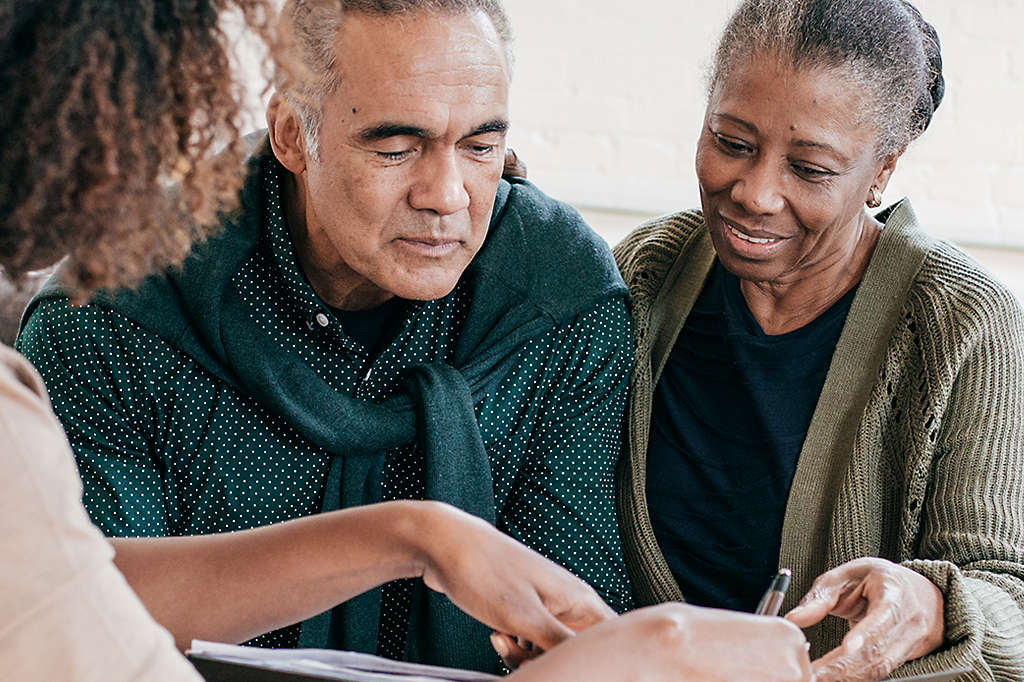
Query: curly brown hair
[[0, 0, 275, 298]]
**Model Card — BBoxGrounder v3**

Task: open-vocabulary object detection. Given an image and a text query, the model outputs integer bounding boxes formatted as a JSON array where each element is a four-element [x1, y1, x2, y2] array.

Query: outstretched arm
[[113, 499, 613, 652]]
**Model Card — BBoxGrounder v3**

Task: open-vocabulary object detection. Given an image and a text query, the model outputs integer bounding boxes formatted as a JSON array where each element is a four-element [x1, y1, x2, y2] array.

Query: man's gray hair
[[277, 0, 513, 160], [710, 0, 944, 158]]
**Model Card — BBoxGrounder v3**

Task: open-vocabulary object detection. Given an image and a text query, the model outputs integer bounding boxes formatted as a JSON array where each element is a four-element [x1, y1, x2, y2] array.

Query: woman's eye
[[791, 163, 834, 180], [713, 133, 752, 155]]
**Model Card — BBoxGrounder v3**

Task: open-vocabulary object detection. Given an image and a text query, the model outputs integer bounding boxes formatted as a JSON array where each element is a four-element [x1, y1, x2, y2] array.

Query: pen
[[755, 568, 791, 617]]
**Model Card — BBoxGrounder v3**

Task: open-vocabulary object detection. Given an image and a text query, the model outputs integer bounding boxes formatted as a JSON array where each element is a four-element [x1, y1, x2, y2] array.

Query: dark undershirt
[[646, 261, 857, 612], [331, 296, 408, 356]]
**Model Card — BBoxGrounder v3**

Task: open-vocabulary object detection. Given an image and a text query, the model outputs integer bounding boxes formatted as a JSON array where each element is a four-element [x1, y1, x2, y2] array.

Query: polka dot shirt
[[17, 155, 636, 655]]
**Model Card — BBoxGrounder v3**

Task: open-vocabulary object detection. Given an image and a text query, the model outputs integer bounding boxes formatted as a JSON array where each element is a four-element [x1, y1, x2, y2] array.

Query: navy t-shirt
[[646, 261, 856, 612], [331, 296, 409, 356]]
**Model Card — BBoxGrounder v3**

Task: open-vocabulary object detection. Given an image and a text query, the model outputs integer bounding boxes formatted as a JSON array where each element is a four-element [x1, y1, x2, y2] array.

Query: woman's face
[[696, 54, 897, 286]]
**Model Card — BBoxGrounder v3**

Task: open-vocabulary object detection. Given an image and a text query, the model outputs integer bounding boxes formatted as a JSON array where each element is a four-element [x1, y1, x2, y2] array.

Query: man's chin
[[389, 274, 463, 303], [381, 253, 477, 301]]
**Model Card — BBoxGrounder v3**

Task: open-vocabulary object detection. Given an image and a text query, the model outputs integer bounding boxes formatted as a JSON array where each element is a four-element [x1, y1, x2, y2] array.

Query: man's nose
[[730, 159, 785, 215], [409, 149, 471, 215]]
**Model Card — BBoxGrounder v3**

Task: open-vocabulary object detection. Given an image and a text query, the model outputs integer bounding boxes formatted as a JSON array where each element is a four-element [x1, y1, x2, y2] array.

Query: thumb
[[491, 632, 538, 669]]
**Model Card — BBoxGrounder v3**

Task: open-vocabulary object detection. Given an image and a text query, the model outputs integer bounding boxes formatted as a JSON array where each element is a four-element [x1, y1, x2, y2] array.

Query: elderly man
[[18, 0, 633, 672]]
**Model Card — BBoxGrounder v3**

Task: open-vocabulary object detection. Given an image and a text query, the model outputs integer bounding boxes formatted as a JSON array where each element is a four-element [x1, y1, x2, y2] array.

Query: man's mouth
[[396, 237, 461, 256]]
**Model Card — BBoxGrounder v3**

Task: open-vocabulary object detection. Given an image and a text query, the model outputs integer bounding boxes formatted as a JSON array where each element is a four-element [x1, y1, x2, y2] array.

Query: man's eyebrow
[[357, 119, 509, 142], [357, 123, 430, 142], [467, 119, 509, 137]]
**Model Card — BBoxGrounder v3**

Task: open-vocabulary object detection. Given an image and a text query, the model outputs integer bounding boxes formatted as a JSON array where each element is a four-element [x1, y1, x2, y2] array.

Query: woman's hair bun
[[901, 0, 944, 134]]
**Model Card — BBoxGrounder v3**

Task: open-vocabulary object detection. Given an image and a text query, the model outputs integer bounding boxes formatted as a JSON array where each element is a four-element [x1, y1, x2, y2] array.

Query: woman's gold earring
[[867, 187, 882, 208]]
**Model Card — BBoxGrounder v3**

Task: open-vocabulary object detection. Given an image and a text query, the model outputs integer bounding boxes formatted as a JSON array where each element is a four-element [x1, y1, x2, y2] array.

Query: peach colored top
[[0, 344, 200, 681]]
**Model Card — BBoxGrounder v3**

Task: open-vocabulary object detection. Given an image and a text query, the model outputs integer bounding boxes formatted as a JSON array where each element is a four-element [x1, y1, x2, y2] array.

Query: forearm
[[902, 288, 1024, 678], [112, 500, 440, 650]]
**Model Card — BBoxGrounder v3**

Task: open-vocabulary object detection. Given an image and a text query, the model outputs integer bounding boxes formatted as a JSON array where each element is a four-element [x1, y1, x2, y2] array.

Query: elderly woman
[[615, 0, 1024, 680]]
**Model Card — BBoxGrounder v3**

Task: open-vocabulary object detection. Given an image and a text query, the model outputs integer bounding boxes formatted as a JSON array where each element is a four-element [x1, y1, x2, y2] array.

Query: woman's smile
[[717, 213, 786, 259]]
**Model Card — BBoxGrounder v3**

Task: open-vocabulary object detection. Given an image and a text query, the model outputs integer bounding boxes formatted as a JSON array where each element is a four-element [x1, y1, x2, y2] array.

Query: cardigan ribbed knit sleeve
[[893, 242, 1024, 681]]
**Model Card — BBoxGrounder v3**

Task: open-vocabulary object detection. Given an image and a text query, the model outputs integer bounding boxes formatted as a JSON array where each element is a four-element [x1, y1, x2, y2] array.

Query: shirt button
[[315, 312, 330, 328]]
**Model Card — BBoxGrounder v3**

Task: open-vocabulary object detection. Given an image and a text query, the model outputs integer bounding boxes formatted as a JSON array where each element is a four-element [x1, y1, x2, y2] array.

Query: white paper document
[[187, 641, 501, 682], [187, 640, 970, 682]]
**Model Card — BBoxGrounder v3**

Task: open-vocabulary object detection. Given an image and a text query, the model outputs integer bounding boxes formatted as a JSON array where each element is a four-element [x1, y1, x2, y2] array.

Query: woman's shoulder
[[918, 239, 1020, 311], [0, 343, 50, 405], [908, 237, 1024, 346], [612, 209, 706, 289], [874, 200, 1023, 339]]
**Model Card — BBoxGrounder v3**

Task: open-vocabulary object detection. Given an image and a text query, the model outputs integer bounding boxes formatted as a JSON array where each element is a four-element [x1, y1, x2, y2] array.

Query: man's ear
[[267, 92, 308, 175]]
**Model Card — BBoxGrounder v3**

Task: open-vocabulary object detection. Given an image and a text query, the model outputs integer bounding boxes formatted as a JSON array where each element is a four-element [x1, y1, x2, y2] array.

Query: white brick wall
[[504, 0, 1024, 256]]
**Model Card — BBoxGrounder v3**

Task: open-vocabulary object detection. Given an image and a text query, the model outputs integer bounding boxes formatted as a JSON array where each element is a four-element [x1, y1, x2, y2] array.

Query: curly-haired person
[[2, 2, 268, 678], [0, 2, 616, 680]]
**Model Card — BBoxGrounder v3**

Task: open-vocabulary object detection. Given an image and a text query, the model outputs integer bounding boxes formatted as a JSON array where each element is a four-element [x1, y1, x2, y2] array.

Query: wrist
[[377, 500, 451, 582], [923, 577, 947, 651], [896, 560, 947, 658]]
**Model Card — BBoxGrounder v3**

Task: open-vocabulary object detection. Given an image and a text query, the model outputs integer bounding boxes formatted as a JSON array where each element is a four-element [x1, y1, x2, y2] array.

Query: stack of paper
[[186, 641, 501, 682], [187, 640, 970, 682]]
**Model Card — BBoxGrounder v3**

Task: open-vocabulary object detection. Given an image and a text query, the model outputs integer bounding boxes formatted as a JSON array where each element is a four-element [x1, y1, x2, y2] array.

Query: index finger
[[786, 562, 877, 628], [546, 590, 617, 633], [785, 578, 851, 629]]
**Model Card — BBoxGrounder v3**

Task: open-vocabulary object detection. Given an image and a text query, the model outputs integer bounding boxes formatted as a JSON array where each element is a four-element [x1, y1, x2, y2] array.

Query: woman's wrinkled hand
[[416, 502, 615, 659], [507, 603, 812, 682], [786, 557, 945, 682]]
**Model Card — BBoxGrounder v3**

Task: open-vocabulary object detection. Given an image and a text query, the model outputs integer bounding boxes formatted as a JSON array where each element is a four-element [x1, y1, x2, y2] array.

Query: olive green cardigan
[[614, 201, 1024, 680]]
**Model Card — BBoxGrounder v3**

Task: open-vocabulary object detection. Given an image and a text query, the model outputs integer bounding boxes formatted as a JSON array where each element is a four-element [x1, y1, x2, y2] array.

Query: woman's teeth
[[728, 224, 777, 244]]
